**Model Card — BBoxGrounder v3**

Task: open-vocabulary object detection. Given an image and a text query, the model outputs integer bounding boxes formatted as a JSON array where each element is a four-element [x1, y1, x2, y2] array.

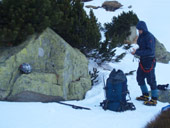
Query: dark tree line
[[0, 0, 101, 53]]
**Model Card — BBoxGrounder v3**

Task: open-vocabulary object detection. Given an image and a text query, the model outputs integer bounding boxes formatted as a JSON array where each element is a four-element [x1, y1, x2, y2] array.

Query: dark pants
[[137, 57, 157, 90]]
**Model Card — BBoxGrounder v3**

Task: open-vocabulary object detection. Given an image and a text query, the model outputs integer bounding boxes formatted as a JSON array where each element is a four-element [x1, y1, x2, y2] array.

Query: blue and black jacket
[[135, 21, 156, 58]]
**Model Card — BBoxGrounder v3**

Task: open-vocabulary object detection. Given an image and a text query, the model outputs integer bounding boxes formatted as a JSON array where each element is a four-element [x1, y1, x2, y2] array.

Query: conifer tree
[[51, 0, 72, 39], [86, 9, 101, 50], [70, 0, 88, 49], [104, 11, 139, 48]]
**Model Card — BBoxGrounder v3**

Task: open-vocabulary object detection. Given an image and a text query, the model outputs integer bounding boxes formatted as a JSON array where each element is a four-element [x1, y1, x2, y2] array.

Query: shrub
[[104, 11, 139, 48], [145, 109, 170, 128], [89, 68, 99, 86]]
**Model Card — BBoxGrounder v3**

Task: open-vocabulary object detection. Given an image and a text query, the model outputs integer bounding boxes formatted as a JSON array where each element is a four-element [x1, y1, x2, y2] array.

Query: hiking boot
[[136, 95, 149, 101], [144, 99, 157, 106]]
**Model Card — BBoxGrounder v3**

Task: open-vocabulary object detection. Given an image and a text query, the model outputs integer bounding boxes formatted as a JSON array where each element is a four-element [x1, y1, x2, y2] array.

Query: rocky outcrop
[[125, 26, 137, 44], [85, 1, 122, 12], [85, 5, 101, 9], [0, 28, 91, 102], [81, 0, 93, 2], [102, 1, 123, 12], [158, 90, 170, 103], [155, 38, 170, 63]]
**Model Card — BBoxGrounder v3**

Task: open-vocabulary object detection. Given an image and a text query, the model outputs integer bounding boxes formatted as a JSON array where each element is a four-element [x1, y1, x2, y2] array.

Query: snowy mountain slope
[[1, 0, 170, 128]]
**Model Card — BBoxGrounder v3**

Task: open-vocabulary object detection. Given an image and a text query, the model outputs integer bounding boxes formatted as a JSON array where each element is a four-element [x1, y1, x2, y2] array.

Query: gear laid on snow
[[157, 84, 169, 91], [19, 63, 32, 74], [161, 105, 170, 111]]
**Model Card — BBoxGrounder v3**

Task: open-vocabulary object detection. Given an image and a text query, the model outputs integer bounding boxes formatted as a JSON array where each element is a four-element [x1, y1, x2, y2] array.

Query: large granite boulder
[[0, 28, 91, 102]]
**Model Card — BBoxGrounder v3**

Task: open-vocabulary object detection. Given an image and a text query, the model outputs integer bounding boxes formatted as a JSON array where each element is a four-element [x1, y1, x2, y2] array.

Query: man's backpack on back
[[100, 69, 136, 112]]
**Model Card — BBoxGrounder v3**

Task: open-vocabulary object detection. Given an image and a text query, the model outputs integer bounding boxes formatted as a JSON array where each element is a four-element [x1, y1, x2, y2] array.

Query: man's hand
[[131, 48, 136, 55]]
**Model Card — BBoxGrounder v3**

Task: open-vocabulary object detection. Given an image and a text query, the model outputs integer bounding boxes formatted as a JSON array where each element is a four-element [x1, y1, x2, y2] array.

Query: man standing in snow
[[131, 21, 158, 106]]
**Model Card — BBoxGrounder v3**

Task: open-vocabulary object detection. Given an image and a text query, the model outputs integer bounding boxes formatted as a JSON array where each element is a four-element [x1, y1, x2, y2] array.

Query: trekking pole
[[103, 75, 106, 99], [56, 101, 91, 110], [126, 90, 131, 101], [100, 75, 108, 109]]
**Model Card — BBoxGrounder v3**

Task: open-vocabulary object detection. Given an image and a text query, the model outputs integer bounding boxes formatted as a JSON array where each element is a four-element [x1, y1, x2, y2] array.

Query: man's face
[[138, 30, 143, 35]]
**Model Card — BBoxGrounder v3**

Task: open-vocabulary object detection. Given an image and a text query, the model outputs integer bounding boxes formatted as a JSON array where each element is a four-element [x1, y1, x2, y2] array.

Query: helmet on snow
[[19, 63, 32, 74]]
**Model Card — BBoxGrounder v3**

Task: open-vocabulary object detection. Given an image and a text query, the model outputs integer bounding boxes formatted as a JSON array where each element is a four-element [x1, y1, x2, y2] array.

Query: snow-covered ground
[[0, 0, 170, 128]]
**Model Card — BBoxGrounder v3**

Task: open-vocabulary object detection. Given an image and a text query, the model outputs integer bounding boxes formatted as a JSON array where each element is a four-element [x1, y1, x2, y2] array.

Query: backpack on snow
[[100, 69, 136, 112]]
